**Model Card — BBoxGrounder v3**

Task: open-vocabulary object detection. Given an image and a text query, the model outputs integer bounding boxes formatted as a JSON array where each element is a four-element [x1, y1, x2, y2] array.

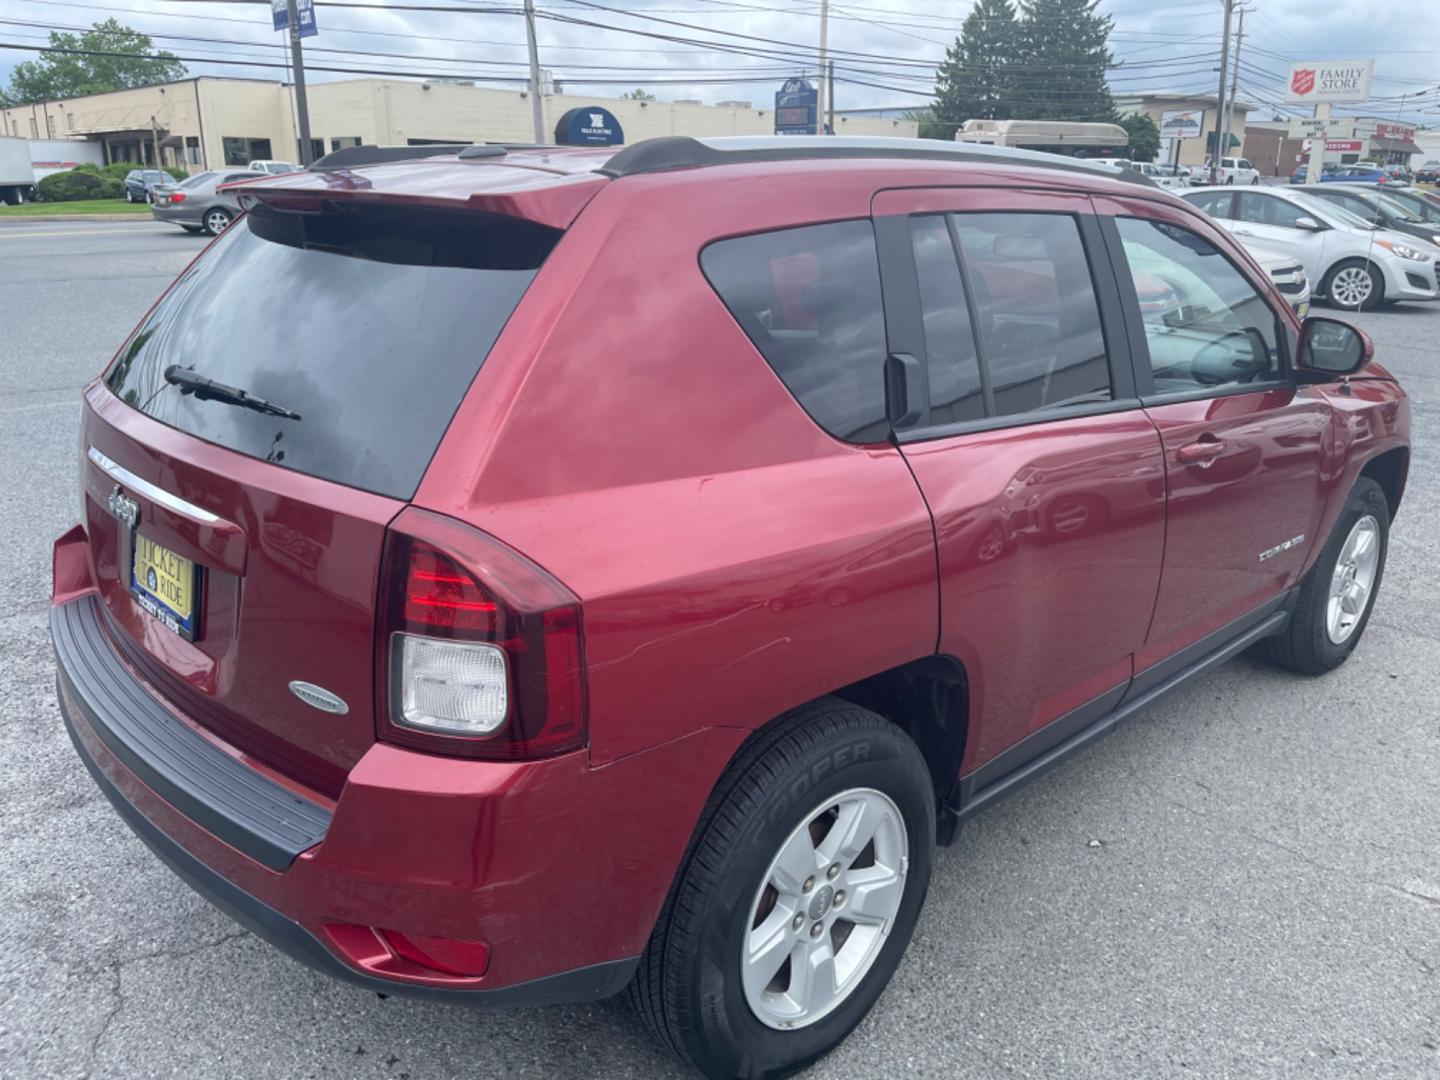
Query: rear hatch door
[[84, 197, 562, 794]]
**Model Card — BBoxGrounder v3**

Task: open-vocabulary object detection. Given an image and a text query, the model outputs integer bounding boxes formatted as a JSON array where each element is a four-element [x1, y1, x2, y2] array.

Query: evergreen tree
[[1012, 0, 1115, 122], [928, 0, 1020, 140]]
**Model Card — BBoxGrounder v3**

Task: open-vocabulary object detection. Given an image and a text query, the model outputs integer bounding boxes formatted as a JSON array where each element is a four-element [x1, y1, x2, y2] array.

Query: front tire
[[203, 207, 233, 236], [629, 699, 934, 1080], [1260, 477, 1389, 675], [1322, 259, 1384, 311]]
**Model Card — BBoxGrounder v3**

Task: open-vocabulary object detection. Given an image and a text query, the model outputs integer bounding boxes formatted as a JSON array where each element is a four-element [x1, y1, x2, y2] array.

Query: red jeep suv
[[52, 137, 1409, 1078]]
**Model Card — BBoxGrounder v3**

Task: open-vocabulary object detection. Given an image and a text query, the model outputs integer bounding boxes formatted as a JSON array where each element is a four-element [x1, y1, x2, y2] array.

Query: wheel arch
[[1360, 445, 1409, 520]]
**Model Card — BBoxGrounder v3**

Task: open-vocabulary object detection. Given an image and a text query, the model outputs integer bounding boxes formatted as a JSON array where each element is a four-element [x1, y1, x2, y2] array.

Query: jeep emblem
[[108, 485, 139, 530], [288, 680, 350, 715]]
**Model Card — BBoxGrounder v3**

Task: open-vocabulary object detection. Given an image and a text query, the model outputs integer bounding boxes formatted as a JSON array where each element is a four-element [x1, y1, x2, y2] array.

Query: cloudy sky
[[0, 0, 1436, 123]]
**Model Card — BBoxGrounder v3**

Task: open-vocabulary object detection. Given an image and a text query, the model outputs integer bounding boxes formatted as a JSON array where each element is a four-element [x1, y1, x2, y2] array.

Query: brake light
[[377, 508, 587, 759], [169, 192, 186, 203]]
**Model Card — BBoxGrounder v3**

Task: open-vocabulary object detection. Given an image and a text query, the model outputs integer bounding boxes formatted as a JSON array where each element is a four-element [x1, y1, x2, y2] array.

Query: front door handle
[[1177, 438, 1227, 467]]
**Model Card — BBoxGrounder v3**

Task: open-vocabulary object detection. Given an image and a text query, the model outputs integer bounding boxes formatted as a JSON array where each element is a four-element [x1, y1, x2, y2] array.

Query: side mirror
[[1296, 316, 1373, 378], [1294, 215, 1323, 231]]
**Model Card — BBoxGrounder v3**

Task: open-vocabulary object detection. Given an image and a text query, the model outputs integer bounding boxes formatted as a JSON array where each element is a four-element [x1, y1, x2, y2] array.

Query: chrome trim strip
[[87, 447, 221, 525]]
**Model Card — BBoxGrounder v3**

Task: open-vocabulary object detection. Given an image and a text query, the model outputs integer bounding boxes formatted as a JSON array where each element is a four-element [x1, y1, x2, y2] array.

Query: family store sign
[[1284, 60, 1374, 104]]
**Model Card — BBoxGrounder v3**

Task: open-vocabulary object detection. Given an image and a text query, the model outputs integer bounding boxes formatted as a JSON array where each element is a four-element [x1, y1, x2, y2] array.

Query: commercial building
[[1114, 92, 1253, 168], [0, 76, 917, 170], [1242, 117, 1426, 176]]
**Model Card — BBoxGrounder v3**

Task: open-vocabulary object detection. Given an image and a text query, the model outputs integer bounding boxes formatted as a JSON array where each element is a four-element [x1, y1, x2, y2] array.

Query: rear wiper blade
[[164, 365, 302, 420]]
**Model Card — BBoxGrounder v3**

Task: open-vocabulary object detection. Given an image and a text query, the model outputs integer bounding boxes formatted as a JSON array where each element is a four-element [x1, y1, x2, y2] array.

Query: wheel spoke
[[743, 913, 797, 1001], [788, 939, 838, 1014], [843, 866, 903, 926], [818, 795, 887, 868], [769, 827, 820, 894]]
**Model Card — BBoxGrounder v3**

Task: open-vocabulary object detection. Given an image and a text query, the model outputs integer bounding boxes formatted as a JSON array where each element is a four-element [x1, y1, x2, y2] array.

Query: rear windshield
[[179, 171, 216, 188], [106, 201, 558, 498]]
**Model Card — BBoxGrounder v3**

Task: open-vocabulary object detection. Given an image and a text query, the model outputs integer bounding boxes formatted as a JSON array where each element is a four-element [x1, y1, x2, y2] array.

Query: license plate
[[131, 533, 200, 640]]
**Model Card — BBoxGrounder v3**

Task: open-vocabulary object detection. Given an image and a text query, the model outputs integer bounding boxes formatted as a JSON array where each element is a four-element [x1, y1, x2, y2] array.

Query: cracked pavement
[[1, 221, 1436, 1078]]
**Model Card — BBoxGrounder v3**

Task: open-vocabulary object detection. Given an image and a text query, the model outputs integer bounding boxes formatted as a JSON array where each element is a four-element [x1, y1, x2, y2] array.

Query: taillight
[[377, 508, 587, 760], [169, 192, 186, 203]]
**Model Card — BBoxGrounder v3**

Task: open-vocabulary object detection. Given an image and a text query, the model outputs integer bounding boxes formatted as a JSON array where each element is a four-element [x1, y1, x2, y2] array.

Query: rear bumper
[[150, 205, 200, 225], [59, 683, 635, 1006], [50, 518, 742, 1004]]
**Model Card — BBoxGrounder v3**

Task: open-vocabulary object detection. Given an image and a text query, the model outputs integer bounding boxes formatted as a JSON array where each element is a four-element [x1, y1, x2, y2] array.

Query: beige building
[[0, 76, 917, 170], [1114, 92, 1253, 168]]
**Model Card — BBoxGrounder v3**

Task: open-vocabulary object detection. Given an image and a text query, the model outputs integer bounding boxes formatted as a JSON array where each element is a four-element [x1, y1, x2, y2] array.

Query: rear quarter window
[[699, 220, 889, 442]]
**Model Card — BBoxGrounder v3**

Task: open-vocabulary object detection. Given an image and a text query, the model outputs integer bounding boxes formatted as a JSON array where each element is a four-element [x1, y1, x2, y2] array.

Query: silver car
[[150, 169, 260, 236]]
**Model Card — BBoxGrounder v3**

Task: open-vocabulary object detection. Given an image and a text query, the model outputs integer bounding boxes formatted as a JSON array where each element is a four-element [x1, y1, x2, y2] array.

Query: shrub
[[35, 169, 125, 202]]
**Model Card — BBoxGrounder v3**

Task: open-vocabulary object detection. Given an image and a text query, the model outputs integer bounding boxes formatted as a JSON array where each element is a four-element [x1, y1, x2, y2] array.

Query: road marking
[[0, 226, 170, 239]]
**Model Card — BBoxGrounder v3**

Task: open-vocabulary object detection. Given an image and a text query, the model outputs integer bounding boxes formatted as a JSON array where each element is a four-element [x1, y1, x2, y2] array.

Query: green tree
[[928, 0, 1020, 140], [1118, 112, 1160, 161], [1011, 0, 1115, 122], [4, 19, 186, 104], [620, 88, 657, 101]]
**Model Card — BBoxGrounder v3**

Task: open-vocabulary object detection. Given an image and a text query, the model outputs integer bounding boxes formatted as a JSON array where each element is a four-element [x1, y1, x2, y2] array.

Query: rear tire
[[1260, 477, 1389, 676], [1322, 259, 1384, 312], [628, 699, 934, 1080]]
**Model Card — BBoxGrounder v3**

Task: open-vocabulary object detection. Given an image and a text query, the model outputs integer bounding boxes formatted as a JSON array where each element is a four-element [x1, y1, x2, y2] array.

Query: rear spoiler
[[223, 169, 606, 231]]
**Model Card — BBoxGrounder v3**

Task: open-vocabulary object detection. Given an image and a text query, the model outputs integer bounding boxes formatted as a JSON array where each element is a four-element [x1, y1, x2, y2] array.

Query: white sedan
[[1182, 185, 1440, 310]]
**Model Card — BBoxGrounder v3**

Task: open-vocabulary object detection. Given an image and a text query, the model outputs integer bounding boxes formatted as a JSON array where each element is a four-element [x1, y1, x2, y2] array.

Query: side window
[[952, 213, 1111, 415], [1237, 193, 1308, 228], [1333, 194, 1380, 223], [1239, 159, 1255, 171], [701, 220, 889, 441], [1184, 191, 1233, 218], [908, 215, 985, 424], [1115, 216, 1282, 395]]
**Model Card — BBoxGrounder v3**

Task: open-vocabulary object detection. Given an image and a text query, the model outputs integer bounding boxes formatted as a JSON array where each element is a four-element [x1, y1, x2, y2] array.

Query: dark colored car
[[123, 169, 168, 203], [1319, 165, 1391, 185], [1414, 161, 1440, 184], [150, 169, 259, 235], [1306, 184, 1440, 248], [52, 137, 1410, 1079], [1378, 185, 1440, 223]]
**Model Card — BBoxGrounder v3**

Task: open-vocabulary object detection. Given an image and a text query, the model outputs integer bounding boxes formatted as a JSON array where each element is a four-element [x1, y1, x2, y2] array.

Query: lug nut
[[810, 923, 824, 939], [827, 863, 840, 880], [802, 876, 815, 893], [833, 890, 846, 908], [792, 913, 804, 931]]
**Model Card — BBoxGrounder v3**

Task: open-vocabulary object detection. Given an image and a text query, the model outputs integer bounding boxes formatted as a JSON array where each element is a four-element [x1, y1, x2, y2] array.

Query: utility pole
[[827, 60, 836, 136], [1226, 8, 1245, 154], [817, 0, 830, 135], [286, 0, 313, 165], [1211, 0, 1233, 184], [523, 0, 545, 144]]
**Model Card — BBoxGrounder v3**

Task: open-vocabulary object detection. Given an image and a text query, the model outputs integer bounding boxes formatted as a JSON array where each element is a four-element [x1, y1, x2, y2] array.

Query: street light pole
[[523, 0, 545, 144], [285, 0, 313, 165]]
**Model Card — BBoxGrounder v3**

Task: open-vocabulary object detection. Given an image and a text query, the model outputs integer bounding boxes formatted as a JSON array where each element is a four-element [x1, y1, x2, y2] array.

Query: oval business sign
[[554, 106, 624, 146]]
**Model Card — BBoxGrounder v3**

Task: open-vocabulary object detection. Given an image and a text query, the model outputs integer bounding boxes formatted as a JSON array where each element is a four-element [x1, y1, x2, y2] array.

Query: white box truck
[[1, 135, 38, 204]]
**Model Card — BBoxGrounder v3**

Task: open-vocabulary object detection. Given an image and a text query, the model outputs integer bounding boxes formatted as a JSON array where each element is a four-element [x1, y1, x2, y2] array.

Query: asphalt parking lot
[[1, 219, 1436, 1079]]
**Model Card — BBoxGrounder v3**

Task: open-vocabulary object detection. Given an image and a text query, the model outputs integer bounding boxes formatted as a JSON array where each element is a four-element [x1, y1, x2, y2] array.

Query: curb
[[0, 213, 156, 224]]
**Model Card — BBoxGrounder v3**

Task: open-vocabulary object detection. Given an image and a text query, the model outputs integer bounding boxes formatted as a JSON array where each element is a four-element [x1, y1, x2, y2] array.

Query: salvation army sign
[[1285, 60, 1374, 104], [554, 106, 624, 146]]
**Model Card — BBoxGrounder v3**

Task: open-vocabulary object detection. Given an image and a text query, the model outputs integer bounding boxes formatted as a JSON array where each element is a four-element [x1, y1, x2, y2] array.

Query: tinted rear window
[[106, 202, 558, 498]]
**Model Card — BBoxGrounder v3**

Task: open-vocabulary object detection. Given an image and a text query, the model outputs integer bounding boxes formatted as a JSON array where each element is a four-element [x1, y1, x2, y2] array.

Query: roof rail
[[599, 135, 1157, 188]]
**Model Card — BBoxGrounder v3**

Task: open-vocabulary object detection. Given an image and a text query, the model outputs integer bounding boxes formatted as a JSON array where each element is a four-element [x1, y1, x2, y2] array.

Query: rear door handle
[[1177, 438, 1227, 467]]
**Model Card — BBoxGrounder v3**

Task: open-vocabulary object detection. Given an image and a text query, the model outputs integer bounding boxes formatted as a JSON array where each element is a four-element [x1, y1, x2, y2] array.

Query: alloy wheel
[[1327, 515, 1380, 644], [206, 210, 231, 235], [741, 787, 908, 1031], [1330, 266, 1373, 308]]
